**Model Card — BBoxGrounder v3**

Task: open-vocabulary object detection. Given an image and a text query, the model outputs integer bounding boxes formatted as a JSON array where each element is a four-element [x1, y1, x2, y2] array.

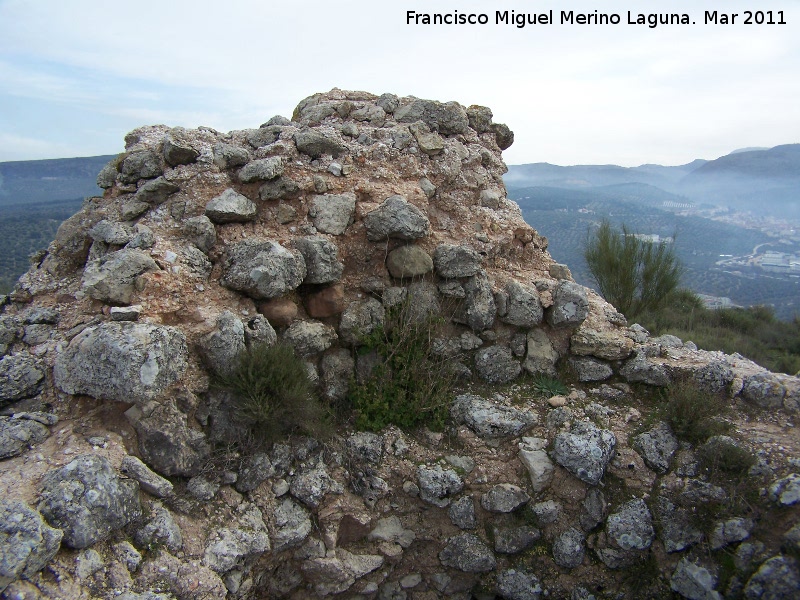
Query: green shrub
[[215, 342, 330, 442], [530, 374, 569, 397], [662, 378, 730, 445], [348, 300, 454, 432]]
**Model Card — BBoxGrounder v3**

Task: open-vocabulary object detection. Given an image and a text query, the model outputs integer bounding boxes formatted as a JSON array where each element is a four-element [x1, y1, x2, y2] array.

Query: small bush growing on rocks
[[216, 342, 329, 442], [662, 378, 730, 445], [530, 374, 569, 397], [349, 299, 455, 431]]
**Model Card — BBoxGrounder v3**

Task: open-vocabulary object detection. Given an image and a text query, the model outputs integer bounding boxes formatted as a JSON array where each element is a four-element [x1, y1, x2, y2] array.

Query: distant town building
[[696, 294, 739, 310]]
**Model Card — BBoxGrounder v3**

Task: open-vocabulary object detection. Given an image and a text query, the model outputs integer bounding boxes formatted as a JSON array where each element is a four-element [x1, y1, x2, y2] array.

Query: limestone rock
[[552, 420, 616, 485], [183, 215, 217, 253], [221, 239, 306, 300], [710, 517, 754, 550], [89, 219, 133, 245], [433, 244, 482, 278], [670, 558, 722, 600], [346, 431, 384, 465], [620, 350, 671, 386], [0, 415, 49, 458], [552, 528, 585, 569], [463, 271, 496, 332], [133, 176, 180, 205], [632, 421, 679, 474], [120, 455, 174, 498], [655, 497, 703, 553], [238, 157, 284, 183], [133, 502, 183, 553], [605, 498, 655, 554], [480, 484, 530, 513], [547, 281, 589, 328], [386, 245, 433, 279], [212, 142, 250, 169], [235, 452, 275, 493], [163, 129, 199, 166], [743, 555, 800, 600], [309, 193, 356, 235], [339, 298, 384, 346], [417, 465, 463, 507], [495, 568, 543, 600], [364, 195, 430, 241], [294, 236, 344, 284], [499, 281, 543, 327], [199, 311, 245, 377], [203, 504, 270, 573], [439, 533, 496, 573], [367, 516, 416, 548], [38, 454, 141, 549], [519, 438, 555, 492], [768, 473, 800, 506], [54, 322, 187, 405], [0, 353, 45, 406], [290, 462, 342, 508], [273, 498, 311, 552], [475, 345, 521, 384], [205, 188, 257, 223], [522, 328, 559, 376], [283, 321, 337, 357], [120, 150, 162, 183], [395, 99, 470, 136], [451, 394, 535, 439], [493, 526, 541, 554], [569, 356, 613, 382], [294, 129, 346, 158], [81, 247, 159, 304], [0, 500, 62, 592], [448, 496, 477, 530], [320, 348, 354, 402]]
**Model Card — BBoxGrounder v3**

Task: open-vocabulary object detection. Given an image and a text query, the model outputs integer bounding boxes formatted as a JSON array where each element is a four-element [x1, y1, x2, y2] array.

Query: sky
[[0, 0, 798, 167]]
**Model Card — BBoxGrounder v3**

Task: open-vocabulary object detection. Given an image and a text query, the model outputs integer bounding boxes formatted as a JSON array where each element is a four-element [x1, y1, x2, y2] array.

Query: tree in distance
[[584, 220, 683, 319]]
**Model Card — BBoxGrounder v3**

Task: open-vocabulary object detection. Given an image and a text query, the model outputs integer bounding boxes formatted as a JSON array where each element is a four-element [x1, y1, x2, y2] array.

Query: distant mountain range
[[506, 144, 800, 319]]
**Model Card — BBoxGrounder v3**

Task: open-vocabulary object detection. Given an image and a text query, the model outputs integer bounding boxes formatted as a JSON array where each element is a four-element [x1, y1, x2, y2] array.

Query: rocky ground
[[0, 89, 798, 599]]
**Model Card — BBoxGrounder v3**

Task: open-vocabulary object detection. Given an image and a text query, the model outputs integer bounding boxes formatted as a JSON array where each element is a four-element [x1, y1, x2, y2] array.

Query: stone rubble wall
[[0, 89, 798, 599]]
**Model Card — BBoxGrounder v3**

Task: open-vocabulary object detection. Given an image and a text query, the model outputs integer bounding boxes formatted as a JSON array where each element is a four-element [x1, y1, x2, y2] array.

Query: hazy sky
[[1, 0, 798, 166]]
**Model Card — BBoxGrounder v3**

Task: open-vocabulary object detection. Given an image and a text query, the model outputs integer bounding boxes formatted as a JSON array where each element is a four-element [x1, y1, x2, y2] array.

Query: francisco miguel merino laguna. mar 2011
[[406, 9, 787, 28]]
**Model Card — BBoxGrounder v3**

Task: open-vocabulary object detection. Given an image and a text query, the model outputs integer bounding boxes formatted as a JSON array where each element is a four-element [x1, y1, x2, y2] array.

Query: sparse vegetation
[[662, 378, 730, 445], [215, 342, 330, 443], [584, 219, 683, 319], [529, 374, 569, 398], [348, 299, 455, 432]]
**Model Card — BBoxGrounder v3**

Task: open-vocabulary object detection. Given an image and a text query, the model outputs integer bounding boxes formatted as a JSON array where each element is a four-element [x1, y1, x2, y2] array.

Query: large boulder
[[0, 500, 62, 592], [81, 248, 159, 304], [294, 237, 344, 284], [220, 239, 306, 300], [394, 99, 470, 136], [38, 455, 141, 549], [54, 322, 188, 405], [363, 195, 430, 241], [308, 193, 356, 236]]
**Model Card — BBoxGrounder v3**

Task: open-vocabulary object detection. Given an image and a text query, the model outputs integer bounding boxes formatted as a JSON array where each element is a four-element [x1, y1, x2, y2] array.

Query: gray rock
[[458, 272, 495, 332], [351, 104, 386, 126], [203, 504, 270, 573], [495, 568, 543, 600], [419, 177, 436, 198], [120, 455, 174, 498], [163, 130, 199, 166], [364, 195, 430, 241], [259, 176, 301, 201], [433, 244, 481, 278], [742, 373, 786, 409], [198, 311, 245, 377], [409, 121, 444, 155], [294, 129, 346, 158], [376, 93, 400, 113], [710, 517, 754, 550], [743, 555, 800, 600], [54, 322, 187, 405], [309, 193, 356, 235], [75, 548, 103, 580], [244, 315, 277, 347], [183, 215, 217, 253], [0, 500, 62, 592], [785, 523, 800, 553], [606, 498, 655, 553], [0, 315, 20, 356], [126, 224, 155, 250], [113, 540, 142, 573], [339, 298, 384, 346], [552, 528, 585, 569], [499, 281, 543, 327], [273, 498, 311, 552], [294, 236, 343, 284], [283, 321, 337, 357], [546, 281, 589, 328], [133, 176, 180, 205], [133, 502, 182, 553], [523, 328, 559, 376], [120, 151, 162, 183], [448, 496, 477, 530], [467, 105, 493, 133], [493, 526, 541, 554], [552, 421, 616, 485], [89, 219, 133, 245], [0, 354, 44, 405], [96, 160, 118, 188], [205, 188, 257, 223], [132, 399, 209, 477], [579, 488, 606, 531], [481, 484, 530, 513], [238, 157, 283, 183], [532, 500, 562, 525], [681, 479, 728, 503], [0, 415, 49, 458], [320, 348, 354, 402], [246, 125, 282, 148], [670, 558, 722, 600], [81, 247, 159, 304], [186, 477, 219, 501], [620, 351, 672, 386], [301, 548, 383, 596], [404, 281, 441, 324], [235, 453, 275, 493], [475, 345, 521, 384], [439, 533, 496, 573], [121, 198, 150, 221], [492, 122, 514, 150], [569, 356, 613, 382], [633, 421, 679, 474], [22, 323, 52, 345], [38, 454, 141, 549], [769, 473, 800, 506], [386, 245, 433, 279], [480, 189, 501, 209], [417, 465, 463, 507], [346, 432, 384, 465], [212, 143, 250, 169], [395, 99, 469, 136], [290, 462, 341, 508], [221, 239, 306, 299], [451, 394, 536, 439]]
